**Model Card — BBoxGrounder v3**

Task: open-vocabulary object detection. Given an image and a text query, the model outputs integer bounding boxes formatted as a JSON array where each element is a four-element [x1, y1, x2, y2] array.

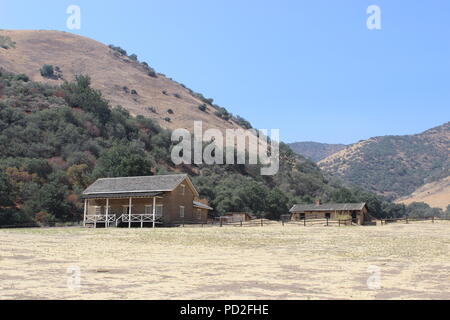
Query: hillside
[[1, 70, 403, 226], [288, 142, 347, 162], [0, 30, 248, 133], [319, 123, 450, 202], [395, 176, 450, 210]]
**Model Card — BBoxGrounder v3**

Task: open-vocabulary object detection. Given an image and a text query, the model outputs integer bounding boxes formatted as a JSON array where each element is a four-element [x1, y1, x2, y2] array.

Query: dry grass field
[[1, 222, 450, 300]]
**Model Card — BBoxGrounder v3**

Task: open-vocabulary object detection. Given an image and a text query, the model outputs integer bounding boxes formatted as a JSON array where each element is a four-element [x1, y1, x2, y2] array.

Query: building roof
[[83, 174, 198, 197], [290, 203, 367, 213], [82, 192, 162, 200], [193, 201, 213, 210]]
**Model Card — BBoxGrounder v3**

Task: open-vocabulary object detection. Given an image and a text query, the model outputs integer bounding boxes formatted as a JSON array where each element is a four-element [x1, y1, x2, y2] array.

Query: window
[[156, 205, 163, 216], [180, 184, 186, 196], [325, 213, 331, 219], [145, 205, 163, 216], [300, 213, 305, 220], [179, 206, 185, 218], [122, 205, 133, 215]]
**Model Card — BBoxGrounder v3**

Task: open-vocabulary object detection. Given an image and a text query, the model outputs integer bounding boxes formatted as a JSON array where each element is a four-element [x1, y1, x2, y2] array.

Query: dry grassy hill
[[318, 122, 450, 206], [396, 176, 450, 210], [0, 30, 245, 133]]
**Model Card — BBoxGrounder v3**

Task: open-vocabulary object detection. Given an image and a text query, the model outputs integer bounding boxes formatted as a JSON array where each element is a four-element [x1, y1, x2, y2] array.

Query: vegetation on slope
[[0, 70, 443, 226], [319, 124, 450, 199]]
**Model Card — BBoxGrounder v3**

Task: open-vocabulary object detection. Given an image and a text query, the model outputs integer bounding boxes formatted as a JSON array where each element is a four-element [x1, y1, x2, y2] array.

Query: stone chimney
[[315, 199, 321, 206]]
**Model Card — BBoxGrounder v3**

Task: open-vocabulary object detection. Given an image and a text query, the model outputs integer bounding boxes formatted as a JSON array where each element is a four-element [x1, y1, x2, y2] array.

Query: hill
[[318, 123, 450, 202], [288, 142, 347, 162], [0, 30, 250, 133], [0, 70, 404, 226], [395, 176, 450, 210]]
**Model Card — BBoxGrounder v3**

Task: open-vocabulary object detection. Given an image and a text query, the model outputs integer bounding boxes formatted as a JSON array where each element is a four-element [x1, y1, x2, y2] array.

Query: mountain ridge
[[317, 122, 449, 206]]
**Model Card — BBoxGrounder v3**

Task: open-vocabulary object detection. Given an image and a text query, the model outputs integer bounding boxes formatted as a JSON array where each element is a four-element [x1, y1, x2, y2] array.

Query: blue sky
[[1, 0, 449, 144]]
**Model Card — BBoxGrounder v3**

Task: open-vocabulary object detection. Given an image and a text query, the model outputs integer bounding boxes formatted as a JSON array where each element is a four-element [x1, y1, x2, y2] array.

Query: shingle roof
[[83, 174, 189, 195], [193, 201, 213, 210], [82, 192, 162, 199], [290, 203, 367, 213]]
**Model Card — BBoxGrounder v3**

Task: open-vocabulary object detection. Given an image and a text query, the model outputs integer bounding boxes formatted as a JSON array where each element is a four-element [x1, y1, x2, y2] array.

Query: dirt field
[[1, 222, 450, 300]]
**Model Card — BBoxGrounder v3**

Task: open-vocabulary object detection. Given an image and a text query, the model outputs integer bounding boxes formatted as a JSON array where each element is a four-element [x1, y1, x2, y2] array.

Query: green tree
[[266, 188, 289, 220], [40, 64, 54, 78], [93, 144, 153, 178]]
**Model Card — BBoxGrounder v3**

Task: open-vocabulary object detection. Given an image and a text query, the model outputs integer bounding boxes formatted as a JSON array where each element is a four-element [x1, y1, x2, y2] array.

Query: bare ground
[[1, 222, 450, 300]]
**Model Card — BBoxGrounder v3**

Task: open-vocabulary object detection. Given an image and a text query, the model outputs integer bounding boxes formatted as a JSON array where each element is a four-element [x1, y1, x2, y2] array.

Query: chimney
[[315, 199, 321, 206]]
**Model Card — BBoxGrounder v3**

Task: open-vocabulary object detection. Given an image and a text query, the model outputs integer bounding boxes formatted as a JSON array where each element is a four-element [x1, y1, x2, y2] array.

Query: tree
[[0, 170, 14, 207], [266, 188, 289, 220], [93, 144, 153, 178], [40, 64, 54, 78], [61, 75, 111, 124]]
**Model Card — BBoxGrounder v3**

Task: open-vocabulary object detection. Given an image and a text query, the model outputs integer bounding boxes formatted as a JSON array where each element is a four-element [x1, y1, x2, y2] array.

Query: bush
[[129, 54, 138, 61], [167, 109, 174, 114], [131, 89, 138, 95], [109, 45, 127, 56], [164, 117, 171, 122], [198, 104, 207, 112], [40, 64, 54, 78], [15, 74, 29, 82], [147, 106, 157, 113], [162, 90, 168, 95], [173, 93, 181, 99]]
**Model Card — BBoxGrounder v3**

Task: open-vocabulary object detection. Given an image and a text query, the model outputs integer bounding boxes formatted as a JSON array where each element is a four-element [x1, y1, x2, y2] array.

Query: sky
[[1, 0, 449, 144]]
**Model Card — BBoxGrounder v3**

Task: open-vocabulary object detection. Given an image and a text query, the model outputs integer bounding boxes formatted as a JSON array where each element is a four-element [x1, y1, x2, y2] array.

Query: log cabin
[[289, 200, 370, 225], [81, 174, 213, 228]]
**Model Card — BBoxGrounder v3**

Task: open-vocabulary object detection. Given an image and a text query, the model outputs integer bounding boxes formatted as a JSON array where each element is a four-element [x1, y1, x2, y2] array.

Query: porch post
[[152, 196, 156, 229], [129, 197, 132, 228], [105, 198, 109, 228], [83, 199, 87, 227]]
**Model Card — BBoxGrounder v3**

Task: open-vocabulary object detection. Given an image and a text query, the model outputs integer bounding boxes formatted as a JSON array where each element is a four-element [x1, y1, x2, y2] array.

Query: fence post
[[261, 218, 263, 227], [220, 218, 223, 227], [240, 220, 243, 227], [406, 217, 408, 224], [304, 217, 306, 227], [326, 217, 329, 226], [282, 219, 284, 227], [432, 216, 435, 223]]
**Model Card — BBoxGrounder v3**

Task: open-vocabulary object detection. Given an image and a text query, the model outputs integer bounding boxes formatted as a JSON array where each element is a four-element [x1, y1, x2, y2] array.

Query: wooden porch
[[82, 193, 163, 228]]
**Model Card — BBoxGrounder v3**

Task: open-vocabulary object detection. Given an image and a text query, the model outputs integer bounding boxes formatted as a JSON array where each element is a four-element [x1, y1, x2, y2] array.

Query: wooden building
[[82, 174, 213, 228], [289, 201, 370, 225], [222, 212, 254, 223]]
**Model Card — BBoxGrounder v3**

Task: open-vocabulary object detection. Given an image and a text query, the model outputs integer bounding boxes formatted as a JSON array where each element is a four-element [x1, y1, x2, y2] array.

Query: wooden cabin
[[222, 212, 254, 223], [289, 201, 370, 225], [82, 174, 213, 228]]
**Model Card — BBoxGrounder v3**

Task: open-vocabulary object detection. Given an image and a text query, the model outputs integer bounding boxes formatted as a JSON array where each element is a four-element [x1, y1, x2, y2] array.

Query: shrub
[[131, 89, 138, 95], [129, 54, 138, 61], [198, 104, 207, 112], [40, 64, 54, 78], [167, 109, 174, 114], [16, 74, 29, 82], [0, 35, 16, 49], [162, 90, 168, 95], [109, 45, 127, 56], [147, 106, 157, 113], [173, 93, 181, 99], [164, 117, 171, 122]]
